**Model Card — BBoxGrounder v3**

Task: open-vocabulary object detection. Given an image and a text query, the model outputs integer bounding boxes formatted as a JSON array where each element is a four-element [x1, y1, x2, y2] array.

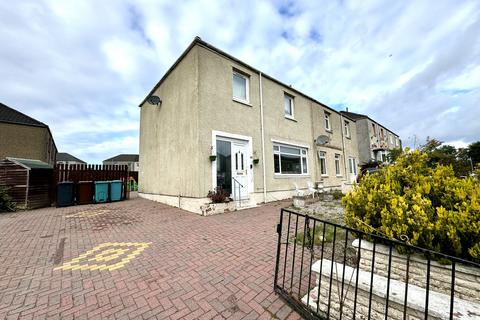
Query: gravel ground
[[293, 197, 359, 267], [301, 198, 345, 225]]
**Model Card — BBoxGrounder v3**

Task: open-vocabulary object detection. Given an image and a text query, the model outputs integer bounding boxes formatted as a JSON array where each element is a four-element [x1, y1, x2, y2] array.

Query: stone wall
[[352, 239, 480, 302], [302, 258, 480, 319], [302, 259, 437, 320]]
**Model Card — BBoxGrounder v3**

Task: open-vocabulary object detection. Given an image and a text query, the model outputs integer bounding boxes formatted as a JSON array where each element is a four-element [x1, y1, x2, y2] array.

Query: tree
[[419, 137, 471, 177], [468, 141, 480, 166], [387, 148, 402, 163]]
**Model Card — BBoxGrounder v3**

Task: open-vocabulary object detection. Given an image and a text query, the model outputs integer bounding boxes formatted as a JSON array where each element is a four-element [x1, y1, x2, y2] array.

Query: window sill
[[232, 98, 252, 107], [284, 115, 297, 122], [336, 175, 343, 177], [274, 174, 310, 179], [321, 174, 329, 177]]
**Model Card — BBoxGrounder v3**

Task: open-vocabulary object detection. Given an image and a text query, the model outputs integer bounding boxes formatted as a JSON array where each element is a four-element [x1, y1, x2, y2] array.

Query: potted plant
[[209, 155, 217, 161], [253, 158, 260, 165], [200, 187, 235, 216]]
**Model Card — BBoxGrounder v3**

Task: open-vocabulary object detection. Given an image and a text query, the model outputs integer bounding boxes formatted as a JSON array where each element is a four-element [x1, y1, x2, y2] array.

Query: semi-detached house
[[138, 37, 392, 214]]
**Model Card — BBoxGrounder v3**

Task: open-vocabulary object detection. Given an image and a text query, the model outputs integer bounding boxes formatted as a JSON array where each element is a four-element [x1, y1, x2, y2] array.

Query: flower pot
[[209, 155, 217, 161]]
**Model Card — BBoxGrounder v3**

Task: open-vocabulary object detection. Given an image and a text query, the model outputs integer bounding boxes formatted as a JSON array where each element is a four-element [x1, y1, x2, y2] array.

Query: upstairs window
[[274, 144, 308, 175], [390, 134, 394, 144], [324, 112, 331, 131], [232, 71, 249, 103], [344, 120, 350, 138], [284, 94, 294, 118], [372, 123, 376, 135]]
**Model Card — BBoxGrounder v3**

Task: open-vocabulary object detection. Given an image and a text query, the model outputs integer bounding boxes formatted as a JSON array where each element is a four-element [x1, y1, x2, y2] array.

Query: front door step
[[235, 197, 257, 210]]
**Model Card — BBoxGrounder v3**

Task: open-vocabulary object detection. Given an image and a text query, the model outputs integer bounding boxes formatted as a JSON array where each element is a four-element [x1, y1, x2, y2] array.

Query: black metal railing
[[274, 208, 480, 320], [232, 177, 243, 206]]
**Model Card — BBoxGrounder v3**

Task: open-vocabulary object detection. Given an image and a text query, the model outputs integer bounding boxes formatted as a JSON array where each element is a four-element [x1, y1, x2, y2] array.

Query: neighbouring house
[[56, 152, 86, 166], [0, 102, 57, 165], [340, 111, 401, 164], [103, 154, 139, 172], [138, 37, 389, 214]]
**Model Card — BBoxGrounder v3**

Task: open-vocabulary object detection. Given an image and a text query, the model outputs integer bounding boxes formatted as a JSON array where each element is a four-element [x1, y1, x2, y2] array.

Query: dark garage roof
[[57, 152, 86, 163], [104, 154, 139, 162]]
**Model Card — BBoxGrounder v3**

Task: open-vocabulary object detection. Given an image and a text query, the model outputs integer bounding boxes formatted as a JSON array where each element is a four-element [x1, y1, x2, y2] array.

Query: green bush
[[343, 149, 480, 262], [331, 190, 343, 200], [0, 186, 16, 213]]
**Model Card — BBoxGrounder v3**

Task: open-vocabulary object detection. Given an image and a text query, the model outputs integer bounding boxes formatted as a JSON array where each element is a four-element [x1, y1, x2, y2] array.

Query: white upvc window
[[273, 143, 308, 175], [395, 137, 399, 147], [319, 151, 327, 176], [348, 158, 357, 175], [324, 112, 331, 131], [232, 70, 249, 103], [344, 120, 350, 138], [389, 133, 394, 144], [284, 94, 294, 119], [335, 154, 341, 176]]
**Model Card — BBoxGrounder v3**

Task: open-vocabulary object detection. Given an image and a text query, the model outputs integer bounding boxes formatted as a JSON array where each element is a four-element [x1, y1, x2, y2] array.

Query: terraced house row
[[138, 37, 401, 214]]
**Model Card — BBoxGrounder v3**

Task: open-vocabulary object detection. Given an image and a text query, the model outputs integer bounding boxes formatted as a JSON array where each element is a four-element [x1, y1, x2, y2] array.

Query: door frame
[[211, 130, 254, 196]]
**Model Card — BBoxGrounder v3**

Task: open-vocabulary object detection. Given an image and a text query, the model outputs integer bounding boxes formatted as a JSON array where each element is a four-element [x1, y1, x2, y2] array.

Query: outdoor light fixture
[[147, 95, 162, 106]]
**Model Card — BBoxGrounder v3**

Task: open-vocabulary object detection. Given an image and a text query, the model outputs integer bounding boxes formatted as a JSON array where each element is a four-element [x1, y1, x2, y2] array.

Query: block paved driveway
[[0, 197, 301, 319]]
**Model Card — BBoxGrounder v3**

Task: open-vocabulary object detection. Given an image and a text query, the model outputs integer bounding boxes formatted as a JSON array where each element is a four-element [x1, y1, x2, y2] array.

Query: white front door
[[231, 141, 249, 201], [348, 158, 357, 183]]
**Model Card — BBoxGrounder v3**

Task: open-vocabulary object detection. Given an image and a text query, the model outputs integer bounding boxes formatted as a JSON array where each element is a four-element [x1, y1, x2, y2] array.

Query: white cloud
[[0, 0, 479, 163]]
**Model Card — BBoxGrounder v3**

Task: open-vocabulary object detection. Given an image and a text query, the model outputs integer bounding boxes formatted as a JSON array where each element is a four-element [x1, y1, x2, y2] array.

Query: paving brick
[[0, 197, 297, 319]]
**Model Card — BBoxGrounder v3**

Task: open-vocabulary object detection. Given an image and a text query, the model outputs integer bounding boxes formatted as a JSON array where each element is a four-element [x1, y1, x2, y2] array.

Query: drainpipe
[[340, 114, 348, 182], [259, 72, 267, 203]]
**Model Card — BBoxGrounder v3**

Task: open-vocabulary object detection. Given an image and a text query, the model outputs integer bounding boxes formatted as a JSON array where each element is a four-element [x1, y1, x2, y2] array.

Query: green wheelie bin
[[57, 181, 75, 207]]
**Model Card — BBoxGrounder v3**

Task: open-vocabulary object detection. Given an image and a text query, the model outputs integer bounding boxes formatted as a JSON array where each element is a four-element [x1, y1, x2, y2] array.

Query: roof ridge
[[0, 102, 47, 127]]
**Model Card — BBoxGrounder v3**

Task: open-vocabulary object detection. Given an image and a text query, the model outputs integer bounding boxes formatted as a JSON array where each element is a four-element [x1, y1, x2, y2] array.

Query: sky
[[0, 0, 479, 163]]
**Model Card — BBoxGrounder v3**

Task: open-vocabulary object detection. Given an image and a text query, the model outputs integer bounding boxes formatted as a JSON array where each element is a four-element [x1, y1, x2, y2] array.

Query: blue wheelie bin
[[109, 180, 123, 201]]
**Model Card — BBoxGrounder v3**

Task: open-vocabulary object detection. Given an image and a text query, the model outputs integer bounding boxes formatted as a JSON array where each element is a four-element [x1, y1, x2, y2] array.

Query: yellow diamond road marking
[[54, 242, 151, 271], [66, 209, 111, 218]]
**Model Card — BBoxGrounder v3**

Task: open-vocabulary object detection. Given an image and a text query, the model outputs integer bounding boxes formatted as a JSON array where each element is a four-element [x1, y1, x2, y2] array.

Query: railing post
[[274, 209, 284, 291]]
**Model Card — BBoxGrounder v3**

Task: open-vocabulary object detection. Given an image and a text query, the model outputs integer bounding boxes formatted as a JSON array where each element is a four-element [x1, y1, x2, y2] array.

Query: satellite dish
[[147, 95, 161, 106], [315, 135, 329, 145]]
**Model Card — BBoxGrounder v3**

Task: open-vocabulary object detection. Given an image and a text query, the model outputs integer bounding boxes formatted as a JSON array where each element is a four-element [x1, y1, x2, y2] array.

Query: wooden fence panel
[[52, 164, 130, 202]]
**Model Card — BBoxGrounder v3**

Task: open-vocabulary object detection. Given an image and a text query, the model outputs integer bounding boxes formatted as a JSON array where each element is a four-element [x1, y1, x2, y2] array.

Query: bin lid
[[78, 181, 92, 183], [110, 180, 123, 183], [58, 181, 74, 185], [94, 181, 110, 184]]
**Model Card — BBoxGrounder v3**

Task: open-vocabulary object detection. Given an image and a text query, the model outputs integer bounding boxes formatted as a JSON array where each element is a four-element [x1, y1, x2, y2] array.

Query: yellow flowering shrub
[[343, 150, 480, 262]]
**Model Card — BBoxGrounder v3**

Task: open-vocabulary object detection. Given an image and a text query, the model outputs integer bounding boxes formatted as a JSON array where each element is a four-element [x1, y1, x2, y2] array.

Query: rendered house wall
[[139, 46, 201, 198]]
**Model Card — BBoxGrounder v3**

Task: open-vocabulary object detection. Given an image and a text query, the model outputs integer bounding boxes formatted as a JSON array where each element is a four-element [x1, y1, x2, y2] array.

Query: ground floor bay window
[[273, 143, 308, 175]]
